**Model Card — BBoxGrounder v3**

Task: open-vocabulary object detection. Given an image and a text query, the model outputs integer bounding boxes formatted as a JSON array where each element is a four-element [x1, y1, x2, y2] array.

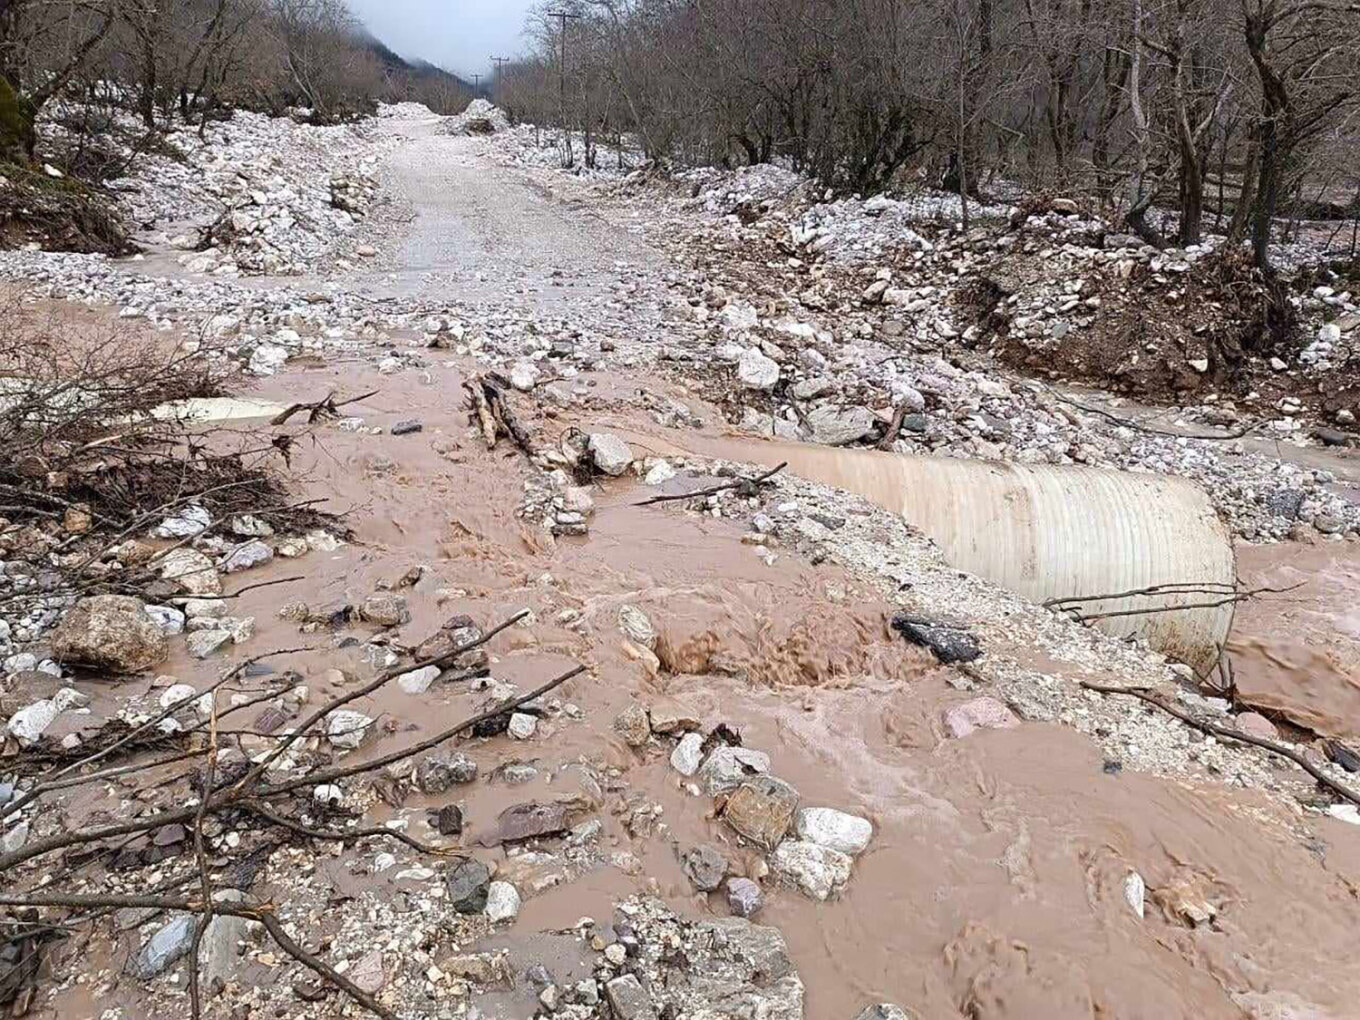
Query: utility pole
[[490, 56, 509, 99], [545, 10, 580, 166], [472, 72, 482, 93]]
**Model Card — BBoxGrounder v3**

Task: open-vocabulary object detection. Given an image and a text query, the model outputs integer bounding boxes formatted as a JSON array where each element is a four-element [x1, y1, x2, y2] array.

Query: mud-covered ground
[[4, 107, 1360, 1020]]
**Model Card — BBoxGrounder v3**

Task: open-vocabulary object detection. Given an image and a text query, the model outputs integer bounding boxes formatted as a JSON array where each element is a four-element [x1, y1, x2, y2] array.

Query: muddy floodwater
[[1232, 540, 1360, 740], [46, 358, 1359, 1020], [10, 117, 1360, 1020]]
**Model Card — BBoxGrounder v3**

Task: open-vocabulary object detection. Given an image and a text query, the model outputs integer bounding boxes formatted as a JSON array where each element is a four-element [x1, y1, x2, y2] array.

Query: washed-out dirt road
[[17, 119, 1360, 1020]]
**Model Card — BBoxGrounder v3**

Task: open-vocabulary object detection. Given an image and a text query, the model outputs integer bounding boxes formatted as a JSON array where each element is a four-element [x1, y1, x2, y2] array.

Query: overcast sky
[[347, 0, 538, 79]]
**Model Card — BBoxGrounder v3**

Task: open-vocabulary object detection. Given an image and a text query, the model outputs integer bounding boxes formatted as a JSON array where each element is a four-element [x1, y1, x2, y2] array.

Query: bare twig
[[8, 648, 312, 816], [270, 389, 378, 426], [1080, 680, 1360, 806], [242, 801, 457, 856], [634, 462, 787, 507], [236, 610, 531, 787], [187, 691, 221, 1019], [0, 894, 394, 1020], [1046, 387, 1261, 441], [264, 664, 587, 795]]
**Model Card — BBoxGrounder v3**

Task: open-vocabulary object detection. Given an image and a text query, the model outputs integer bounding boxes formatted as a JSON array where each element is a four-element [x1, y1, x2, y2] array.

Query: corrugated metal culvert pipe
[[710, 441, 1237, 675]]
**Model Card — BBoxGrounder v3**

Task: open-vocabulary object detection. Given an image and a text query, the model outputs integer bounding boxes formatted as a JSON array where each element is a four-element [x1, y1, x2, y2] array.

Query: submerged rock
[[942, 697, 1018, 739]]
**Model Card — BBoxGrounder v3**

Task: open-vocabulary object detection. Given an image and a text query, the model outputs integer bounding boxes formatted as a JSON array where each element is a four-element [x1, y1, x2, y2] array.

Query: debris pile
[[447, 99, 511, 136]]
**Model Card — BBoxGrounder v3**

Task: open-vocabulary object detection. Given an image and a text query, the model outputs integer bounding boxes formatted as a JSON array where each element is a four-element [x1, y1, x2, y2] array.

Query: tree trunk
[[0, 74, 36, 163], [1252, 115, 1279, 269], [1177, 137, 1204, 244], [139, 34, 157, 130], [1227, 135, 1258, 242]]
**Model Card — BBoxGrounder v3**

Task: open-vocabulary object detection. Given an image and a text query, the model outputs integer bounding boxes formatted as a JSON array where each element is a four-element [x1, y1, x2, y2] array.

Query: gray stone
[[1314, 427, 1350, 447], [416, 753, 478, 793], [772, 840, 853, 900], [670, 732, 705, 776], [159, 548, 222, 595], [806, 405, 876, 446], [360, 593, 410, 626], [50, 595, 169, 672], [145, 605, 186, 635], [397, 665, 441, 695], [390, 419, 423, 435], [682, 844, 730, 892], [792, 376, 834, 400], [737, 347, 780, 390], [723, 775, 800, 849], [229, 514, 274, 537], [1263, 488, 1306, 520], [853, 1006, 918, 1020], [151, 505, 211, 539], [613, 703, 651, 747], [6, 699, 61, 744], [446, 857, 493, 913], [186, 629, 233, 659], [348, 950, 385, 994], [200, 892, 248, 989], [222, 539, 273, 573], [484, 881, 521, 922], [588, 433, 634, 476], [699, 745, 771, 794], [605, 974, 657, 1020], [726, 877, 764, 917], [1314, 513, 1345, 535], [126, 913, 196, 979], [326, 709, 374, 750], [508, 712, 537, 739], [794, 807, 873, 855]]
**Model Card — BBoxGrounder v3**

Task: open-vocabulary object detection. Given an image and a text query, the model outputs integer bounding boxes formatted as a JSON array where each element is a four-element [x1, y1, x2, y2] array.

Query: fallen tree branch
[[1080, 680, 1360, 807], [242, 801, 456, 856], [1048, 581, 1303, 624], [0, 893, 394, 1020], [10, 648, 312, 815], [1045, 387, 1261, 441], [483, 373, 536, 456], [270, 389, 379, 426], [877, 403, 913, 450], [634, 462, 788, 507], [237, 609, 532, 787], [264, 663, 587, 795], [464, 378, 498, 449]]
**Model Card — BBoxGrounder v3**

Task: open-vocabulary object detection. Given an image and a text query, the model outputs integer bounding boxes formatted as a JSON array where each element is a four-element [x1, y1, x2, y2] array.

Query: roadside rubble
[[39, 103, 387, 275], [5, 100, 1360, 1020]]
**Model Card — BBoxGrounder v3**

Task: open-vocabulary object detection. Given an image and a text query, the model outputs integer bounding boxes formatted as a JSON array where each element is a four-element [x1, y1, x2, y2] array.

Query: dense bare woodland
[[5, 2, 1360, 1020], [496, 0, 1360, 267]]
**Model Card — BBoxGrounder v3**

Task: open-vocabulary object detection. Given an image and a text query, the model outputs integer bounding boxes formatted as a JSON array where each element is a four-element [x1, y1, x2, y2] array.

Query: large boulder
[[50, 595, 168, 672]]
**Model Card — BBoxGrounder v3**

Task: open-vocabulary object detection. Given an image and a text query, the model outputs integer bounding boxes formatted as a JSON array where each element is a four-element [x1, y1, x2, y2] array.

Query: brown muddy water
[[42, 357, 1360, 1019], [1232, 540, 1360, 741]]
